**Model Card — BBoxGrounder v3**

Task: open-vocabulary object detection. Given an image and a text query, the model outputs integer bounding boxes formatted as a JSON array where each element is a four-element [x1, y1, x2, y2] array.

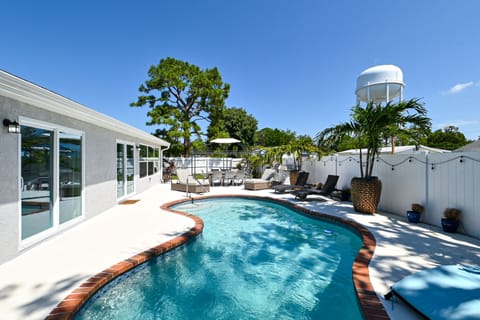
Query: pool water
[[75, 198, 363, 320]]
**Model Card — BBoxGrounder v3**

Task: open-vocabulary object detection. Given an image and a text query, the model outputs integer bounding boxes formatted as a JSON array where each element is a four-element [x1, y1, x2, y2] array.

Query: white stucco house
[[0, 70, 169, 264]]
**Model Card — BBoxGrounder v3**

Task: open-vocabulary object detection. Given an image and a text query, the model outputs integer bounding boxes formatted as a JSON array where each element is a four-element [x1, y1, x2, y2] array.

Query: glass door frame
[[116, 140, 136, 201], [18, 117, 85, 249]]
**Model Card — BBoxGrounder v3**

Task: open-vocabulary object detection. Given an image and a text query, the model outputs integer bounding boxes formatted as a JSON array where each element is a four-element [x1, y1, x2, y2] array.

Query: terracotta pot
[[350, 177, 382, 214]]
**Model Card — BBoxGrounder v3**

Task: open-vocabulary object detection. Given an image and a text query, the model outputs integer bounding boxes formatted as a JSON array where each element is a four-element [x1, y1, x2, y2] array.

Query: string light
[[320, 154, 479, 171]]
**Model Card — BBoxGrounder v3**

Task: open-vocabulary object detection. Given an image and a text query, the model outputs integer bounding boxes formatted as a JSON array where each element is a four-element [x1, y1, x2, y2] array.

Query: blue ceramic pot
[[407, 211, 421, 223], [441, 218, 459, 233]]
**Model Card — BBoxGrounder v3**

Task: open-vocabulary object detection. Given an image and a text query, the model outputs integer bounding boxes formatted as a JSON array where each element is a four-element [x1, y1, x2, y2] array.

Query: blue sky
[[2, 0, 480, 140]]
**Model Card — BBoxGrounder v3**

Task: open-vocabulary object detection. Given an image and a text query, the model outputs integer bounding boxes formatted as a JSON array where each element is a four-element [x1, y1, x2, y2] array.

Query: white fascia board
[[0, 70, 169, 147]]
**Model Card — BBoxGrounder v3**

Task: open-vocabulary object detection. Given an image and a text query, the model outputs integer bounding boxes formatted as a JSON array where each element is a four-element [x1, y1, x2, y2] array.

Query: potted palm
[[316, 98, 431, 214], [263, 136, 317, 185], [407, 203, 424, 223], [283, 136, 317, 185], [441, 208, 461, 233]]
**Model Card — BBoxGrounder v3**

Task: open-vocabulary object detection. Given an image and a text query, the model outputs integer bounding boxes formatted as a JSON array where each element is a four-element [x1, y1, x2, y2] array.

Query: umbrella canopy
[[210, 138, 240, 144]]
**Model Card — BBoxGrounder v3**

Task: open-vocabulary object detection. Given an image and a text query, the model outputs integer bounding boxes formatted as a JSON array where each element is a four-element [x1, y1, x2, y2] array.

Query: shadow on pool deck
[[0, 183, 479, 320]]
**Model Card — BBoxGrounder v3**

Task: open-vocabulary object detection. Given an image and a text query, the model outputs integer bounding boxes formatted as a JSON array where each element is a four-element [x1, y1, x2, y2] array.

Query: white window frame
[[139, 144, 160, 179], [116, 140, 136, 200], [18, 117, 85, 250]]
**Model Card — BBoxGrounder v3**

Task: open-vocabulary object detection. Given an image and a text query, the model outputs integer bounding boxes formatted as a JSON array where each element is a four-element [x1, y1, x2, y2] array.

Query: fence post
[[424, 151, 429, 220]]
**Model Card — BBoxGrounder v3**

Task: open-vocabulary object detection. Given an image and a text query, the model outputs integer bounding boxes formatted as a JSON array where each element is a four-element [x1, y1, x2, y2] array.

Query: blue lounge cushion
[[389, 265, 480, 319]]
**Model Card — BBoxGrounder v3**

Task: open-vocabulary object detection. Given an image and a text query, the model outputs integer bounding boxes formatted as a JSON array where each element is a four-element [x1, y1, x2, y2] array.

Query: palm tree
[[316, 98, 431, 214], [316, 98, 431, 178]]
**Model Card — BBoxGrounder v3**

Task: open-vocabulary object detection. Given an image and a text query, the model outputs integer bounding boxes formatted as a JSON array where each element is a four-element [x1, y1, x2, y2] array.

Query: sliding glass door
[[126, 144, 135, 194], [117, 142, 135, 199], [59, 132, 82, 224], [21, 126, 54, 239], [20, 122, 84, 242]]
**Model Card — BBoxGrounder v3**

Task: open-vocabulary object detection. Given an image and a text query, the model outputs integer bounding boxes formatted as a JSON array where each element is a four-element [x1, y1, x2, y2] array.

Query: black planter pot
[[407, 211, 421, 223], [441, 218, 459, 233]]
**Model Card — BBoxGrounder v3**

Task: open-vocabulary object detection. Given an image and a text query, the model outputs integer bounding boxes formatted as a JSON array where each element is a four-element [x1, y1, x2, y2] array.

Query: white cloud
[[442, 81, 475, 95], [435, 120, 480, 130]]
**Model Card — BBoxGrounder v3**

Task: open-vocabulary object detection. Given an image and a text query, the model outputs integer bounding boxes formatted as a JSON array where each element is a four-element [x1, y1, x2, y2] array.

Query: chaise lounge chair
[[272, 171, 310, 193], [244, 168, 276, 190], [292, 175, 339, 200], [171, 168, 210, 194], [385, 264, 480, 320]]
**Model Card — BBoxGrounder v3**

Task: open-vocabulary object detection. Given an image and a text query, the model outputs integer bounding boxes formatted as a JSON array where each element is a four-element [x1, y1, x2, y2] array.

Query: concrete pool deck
[[1, 183, 480, 319]]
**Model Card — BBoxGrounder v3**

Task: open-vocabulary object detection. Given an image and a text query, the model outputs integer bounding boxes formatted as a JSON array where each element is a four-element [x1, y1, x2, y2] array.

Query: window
[[139, 145, 147, 178], [139, 144, 159, 178]]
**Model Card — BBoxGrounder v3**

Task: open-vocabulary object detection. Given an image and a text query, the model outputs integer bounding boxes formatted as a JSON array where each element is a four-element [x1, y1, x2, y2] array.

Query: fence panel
[[306, 152, 480, 238], [375, 154, 427, 215], [427, 153, 480, 237], [168, 157, 243, 175], [169, 152, 480, 237]]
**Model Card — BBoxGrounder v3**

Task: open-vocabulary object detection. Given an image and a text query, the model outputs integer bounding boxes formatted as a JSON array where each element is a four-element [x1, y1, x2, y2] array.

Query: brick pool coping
[[45, 195, 389, 320]]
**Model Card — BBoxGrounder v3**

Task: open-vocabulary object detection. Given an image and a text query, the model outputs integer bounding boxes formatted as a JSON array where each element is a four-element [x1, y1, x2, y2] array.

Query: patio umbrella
[[210, 138, 241, 144], [210, 138, 241, 170]]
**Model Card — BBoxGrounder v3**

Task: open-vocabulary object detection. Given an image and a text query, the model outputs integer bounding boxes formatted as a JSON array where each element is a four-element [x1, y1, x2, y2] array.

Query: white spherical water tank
[[355, 65, 404, 103]]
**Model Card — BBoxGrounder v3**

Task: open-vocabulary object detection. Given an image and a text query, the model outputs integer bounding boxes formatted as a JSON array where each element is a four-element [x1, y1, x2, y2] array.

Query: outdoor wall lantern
[[3, 119, 20, 133]]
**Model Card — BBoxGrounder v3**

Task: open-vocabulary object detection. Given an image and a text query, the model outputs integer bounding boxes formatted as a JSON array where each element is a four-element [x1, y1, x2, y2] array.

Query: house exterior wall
[[0, 72, 169, 264]]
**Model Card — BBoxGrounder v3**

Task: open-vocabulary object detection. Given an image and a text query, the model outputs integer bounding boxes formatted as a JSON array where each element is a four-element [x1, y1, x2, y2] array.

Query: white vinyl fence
[[304, 152, 480, 238], [168, 157, 243, 175]]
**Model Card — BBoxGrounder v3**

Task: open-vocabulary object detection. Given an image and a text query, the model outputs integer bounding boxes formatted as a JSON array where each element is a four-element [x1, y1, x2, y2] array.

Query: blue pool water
[[75, 198, 363, 319]]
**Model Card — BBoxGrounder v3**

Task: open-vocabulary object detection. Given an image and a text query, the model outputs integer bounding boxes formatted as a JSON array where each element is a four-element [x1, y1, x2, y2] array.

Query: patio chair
[[232, 170, 245, 186], [209, 170, 223, 186], [292, 175, 339, 200], [272, 171, 309, 193], [171, 168, 210, 194], [244, 168, 276, 190], [223, 170, 237, 186]]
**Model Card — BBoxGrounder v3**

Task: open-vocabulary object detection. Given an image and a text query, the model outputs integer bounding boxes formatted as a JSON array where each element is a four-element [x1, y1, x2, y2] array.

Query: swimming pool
[[74, 197, 364, 319]]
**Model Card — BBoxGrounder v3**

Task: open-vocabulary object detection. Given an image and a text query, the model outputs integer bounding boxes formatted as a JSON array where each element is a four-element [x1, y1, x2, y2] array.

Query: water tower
[[355, 65, 404, 104]]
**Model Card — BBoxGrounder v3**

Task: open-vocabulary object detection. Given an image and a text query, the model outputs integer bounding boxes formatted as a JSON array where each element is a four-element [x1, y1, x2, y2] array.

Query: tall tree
[[425, 125, 468, 150], [254, 128, 296, 147], [152, 128, 182, 156], [209, 107, 258, 145], [131, 57, 230, 156]]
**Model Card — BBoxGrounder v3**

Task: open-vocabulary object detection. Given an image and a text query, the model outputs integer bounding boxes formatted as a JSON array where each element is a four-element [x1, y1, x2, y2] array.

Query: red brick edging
[[44, 207, 203, 320], [45, 195, 388, 320]]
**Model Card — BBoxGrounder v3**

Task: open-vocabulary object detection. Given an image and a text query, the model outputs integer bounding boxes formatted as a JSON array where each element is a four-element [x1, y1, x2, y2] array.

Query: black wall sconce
[[3, 119, 20, 133]]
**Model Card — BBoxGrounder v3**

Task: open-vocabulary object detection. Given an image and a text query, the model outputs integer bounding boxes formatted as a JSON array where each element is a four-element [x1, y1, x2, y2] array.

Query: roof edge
[[0, 69, 169, 147]]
